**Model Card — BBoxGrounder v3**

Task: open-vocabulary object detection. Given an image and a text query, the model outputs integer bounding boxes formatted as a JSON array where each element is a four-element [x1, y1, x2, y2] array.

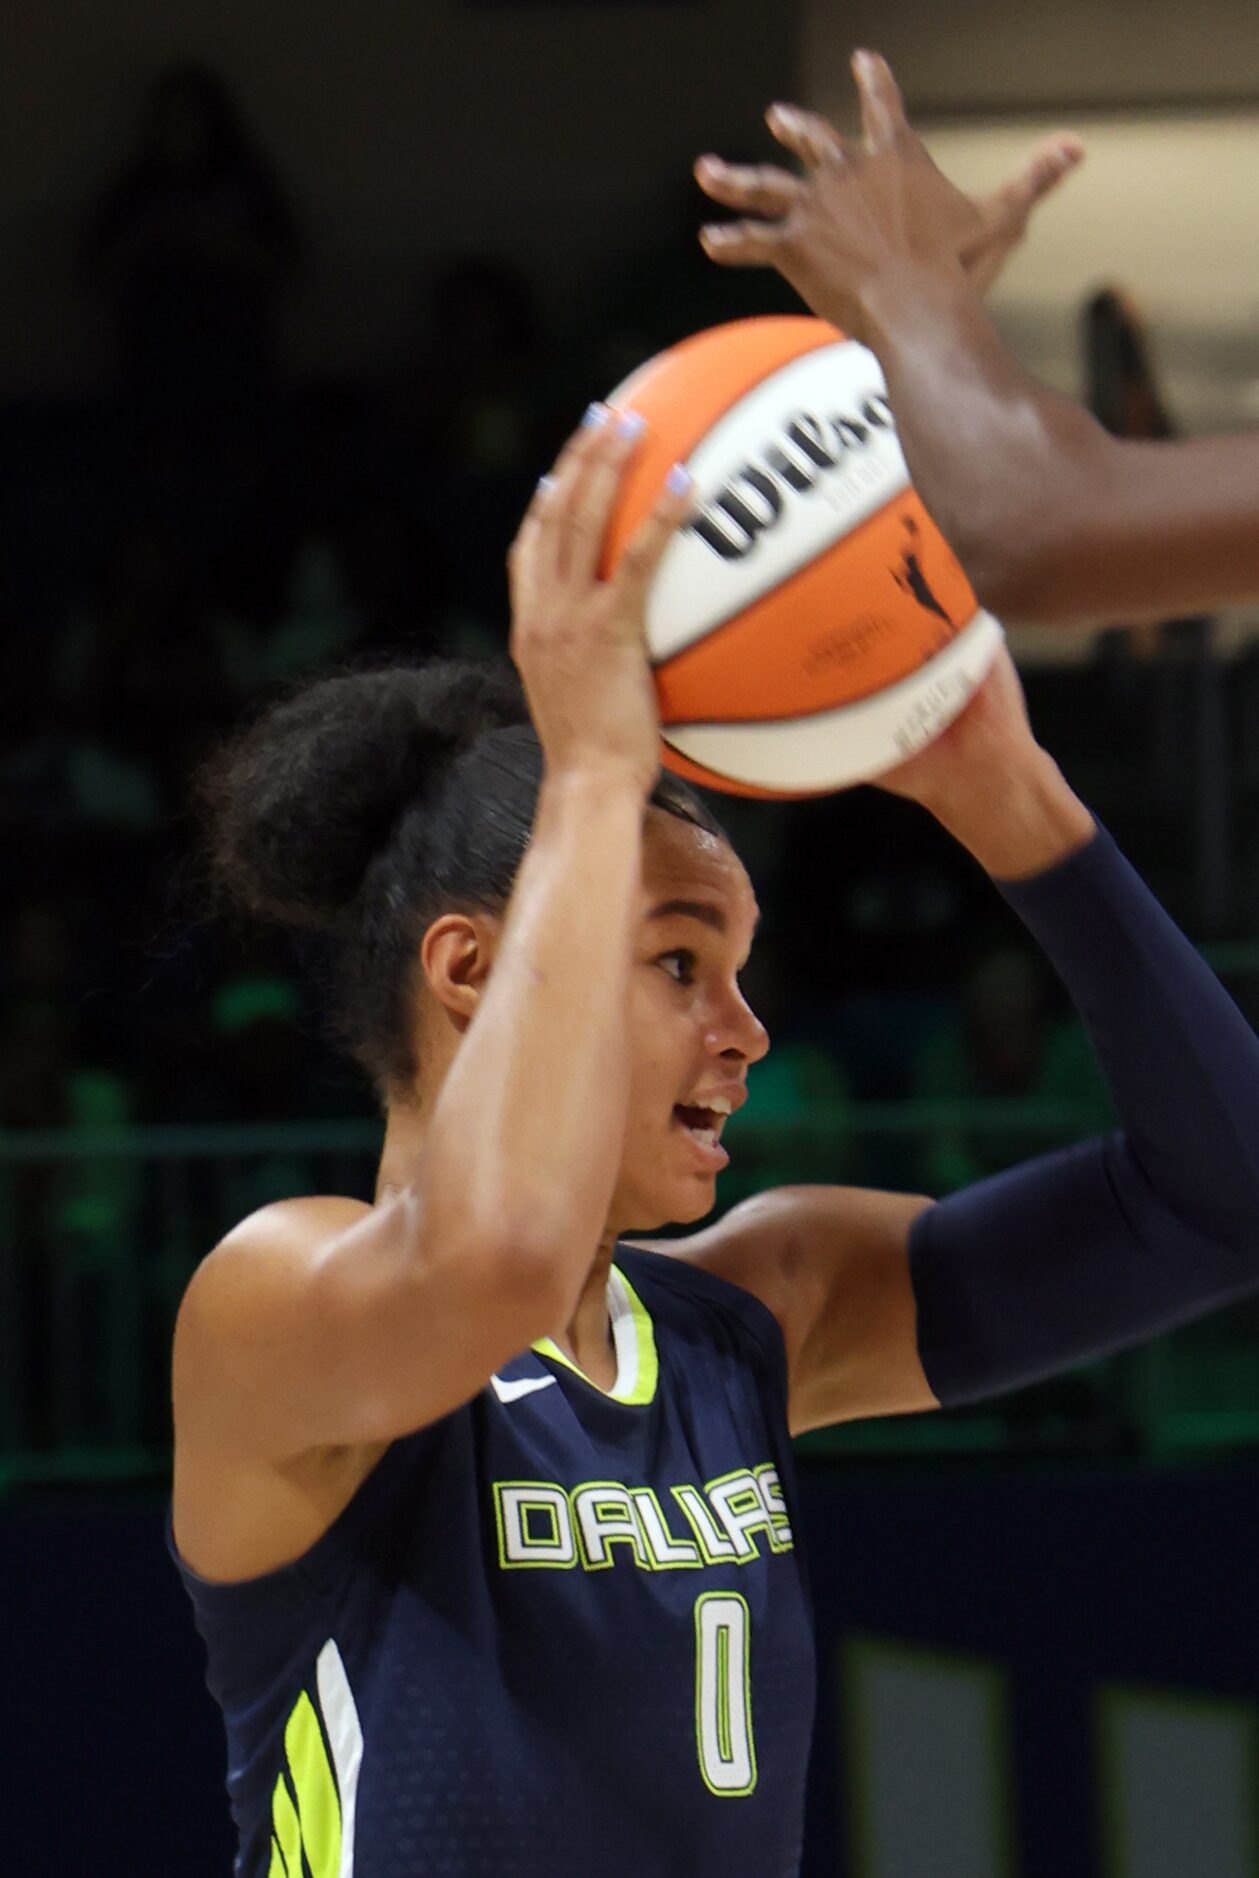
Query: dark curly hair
[[195, 656, 728, 1106]]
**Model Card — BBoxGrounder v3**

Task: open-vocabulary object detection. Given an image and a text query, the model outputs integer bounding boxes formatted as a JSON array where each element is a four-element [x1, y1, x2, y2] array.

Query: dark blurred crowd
[[6, 67, 1257, 1447]]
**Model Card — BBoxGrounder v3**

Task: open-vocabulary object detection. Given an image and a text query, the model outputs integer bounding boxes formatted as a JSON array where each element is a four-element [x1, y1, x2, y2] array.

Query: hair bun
[[197, 656, 529, 932]]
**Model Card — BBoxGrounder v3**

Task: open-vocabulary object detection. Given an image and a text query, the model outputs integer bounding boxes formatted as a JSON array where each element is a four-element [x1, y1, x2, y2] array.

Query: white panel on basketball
[[643, 341, 910, 663], [666, 612, 1003, 792]]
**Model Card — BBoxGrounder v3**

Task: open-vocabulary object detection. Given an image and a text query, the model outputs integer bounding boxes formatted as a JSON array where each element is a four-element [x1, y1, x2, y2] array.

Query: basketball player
[[171, 408, 1259, 1875], [694, 51, 1259, 623]]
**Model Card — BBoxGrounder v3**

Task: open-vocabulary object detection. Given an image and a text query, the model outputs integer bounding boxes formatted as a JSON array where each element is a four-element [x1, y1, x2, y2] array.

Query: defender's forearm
[[860, 265, 1115, 619], [862, 265, 1259, 625]]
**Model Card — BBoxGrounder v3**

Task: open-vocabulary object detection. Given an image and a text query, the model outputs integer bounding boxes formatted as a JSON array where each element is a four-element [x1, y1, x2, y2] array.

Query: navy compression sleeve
[[907, 824, 1259, 1407]]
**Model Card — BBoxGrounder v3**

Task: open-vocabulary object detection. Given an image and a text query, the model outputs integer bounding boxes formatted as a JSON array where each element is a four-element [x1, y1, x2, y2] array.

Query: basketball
[[601, 316, 1004, 798]]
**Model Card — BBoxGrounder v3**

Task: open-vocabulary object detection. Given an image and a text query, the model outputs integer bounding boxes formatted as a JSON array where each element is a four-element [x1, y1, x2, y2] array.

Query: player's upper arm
[[981, 429, 1259, 627], [670, 1184, 940, 1433], [172, 1190, 562, 1462]]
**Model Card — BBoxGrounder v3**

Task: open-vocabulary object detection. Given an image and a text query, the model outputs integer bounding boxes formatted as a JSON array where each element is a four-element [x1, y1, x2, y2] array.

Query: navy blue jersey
[[170, 1245, 816, 1876]]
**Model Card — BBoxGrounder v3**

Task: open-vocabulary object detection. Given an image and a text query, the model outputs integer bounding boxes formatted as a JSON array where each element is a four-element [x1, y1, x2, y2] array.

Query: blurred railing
[[2, 1084, 1257, 1490]]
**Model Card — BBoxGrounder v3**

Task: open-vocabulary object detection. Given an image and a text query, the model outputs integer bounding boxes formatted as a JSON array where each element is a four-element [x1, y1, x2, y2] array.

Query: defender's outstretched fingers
[[614, 464, 695, 604], [765, 102, 846, 170], [852, 50, 909, 152], [995, 133, 1086, 223], [698, 219, 783, 267], [694, 154, 801, 221]]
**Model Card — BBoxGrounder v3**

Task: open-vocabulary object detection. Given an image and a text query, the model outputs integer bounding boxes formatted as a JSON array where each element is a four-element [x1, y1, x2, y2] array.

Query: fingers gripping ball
[[600, 316, 1003, 799]]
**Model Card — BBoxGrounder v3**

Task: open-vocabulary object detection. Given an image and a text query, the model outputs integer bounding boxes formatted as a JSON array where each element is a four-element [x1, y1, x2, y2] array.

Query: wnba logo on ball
[[687, 394, 897, 563], [601, 317, 1002, 798]]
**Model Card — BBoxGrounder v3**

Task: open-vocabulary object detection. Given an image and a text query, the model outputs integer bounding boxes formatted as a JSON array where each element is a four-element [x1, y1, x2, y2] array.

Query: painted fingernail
[[666, 463, 692, 496], [583, 402, 608, 428], [700, 223, 732, 245], [537, 474, 556, 494], [615, 411, 646, 441]]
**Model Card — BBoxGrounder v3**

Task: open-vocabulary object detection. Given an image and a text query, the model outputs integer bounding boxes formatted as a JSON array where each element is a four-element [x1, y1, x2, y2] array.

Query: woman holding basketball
[[171, 407, 1259, 1876]]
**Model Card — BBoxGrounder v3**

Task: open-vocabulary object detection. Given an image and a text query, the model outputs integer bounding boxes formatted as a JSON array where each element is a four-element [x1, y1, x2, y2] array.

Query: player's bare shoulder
[[175, 1193, 372, 1372], [172, 1192, 375, 1455], [172, 1194, 384, 1584]]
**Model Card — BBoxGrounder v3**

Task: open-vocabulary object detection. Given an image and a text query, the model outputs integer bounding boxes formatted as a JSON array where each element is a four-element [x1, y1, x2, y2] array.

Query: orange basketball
[[601, 316, 1003, 799]]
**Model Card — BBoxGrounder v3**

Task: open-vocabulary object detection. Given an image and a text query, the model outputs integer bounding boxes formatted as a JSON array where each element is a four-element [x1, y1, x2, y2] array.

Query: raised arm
[[174, 411, 692, 1463], [686, 643, 1259, 1430], [695, 53, 1259, 624], [849, 263, 1259, 626]]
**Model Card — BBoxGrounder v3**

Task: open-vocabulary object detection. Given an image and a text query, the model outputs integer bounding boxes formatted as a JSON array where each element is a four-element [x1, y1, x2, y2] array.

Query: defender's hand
[[508, 409, 692, 798], [694, 51, 1083, 330]]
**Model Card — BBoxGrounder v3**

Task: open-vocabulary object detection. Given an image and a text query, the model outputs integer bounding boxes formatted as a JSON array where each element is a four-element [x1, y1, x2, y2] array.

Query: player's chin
[[675, 1177, 721, 1223], [626, 1169, 721, 1233], [663, 1167, 724, 1225]]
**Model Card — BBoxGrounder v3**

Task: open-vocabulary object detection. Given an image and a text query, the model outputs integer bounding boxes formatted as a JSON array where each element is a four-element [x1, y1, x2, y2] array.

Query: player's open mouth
[[671, 1100, 732, 1169]]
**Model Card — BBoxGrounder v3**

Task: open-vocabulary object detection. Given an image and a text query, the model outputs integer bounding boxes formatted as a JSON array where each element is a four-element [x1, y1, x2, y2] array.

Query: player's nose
[[706, 988, 770, 1066]]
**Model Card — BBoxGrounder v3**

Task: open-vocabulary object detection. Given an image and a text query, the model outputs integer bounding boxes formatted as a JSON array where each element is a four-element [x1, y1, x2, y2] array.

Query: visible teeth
[[708, 1096, 732, 1115], [693, 1129, 718, 1149]]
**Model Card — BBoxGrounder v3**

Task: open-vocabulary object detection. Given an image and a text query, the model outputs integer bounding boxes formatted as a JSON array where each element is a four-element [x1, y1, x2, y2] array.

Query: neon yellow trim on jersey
[[283, 1688, 342, 1878], [613, 1266, 658, 1403], [270, 1772, 303, 1878], [531, 1263, 658, 1405], [267, 1835, 288, 1878]]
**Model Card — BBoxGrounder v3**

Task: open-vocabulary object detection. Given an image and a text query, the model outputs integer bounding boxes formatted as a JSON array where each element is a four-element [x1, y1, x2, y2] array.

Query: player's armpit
[[675, 1184, 940, 1433]]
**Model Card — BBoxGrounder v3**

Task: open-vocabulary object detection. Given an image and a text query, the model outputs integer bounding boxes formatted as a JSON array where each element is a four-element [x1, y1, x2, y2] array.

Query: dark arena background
[[2, 3, 1259, 1873]]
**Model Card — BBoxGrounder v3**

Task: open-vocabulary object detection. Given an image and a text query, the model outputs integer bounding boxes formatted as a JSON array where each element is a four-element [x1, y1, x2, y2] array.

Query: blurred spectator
[[4, 700, 163, 841], [214, 526, 364, 697], [162, 971, 331, 1126], [910, 945, 1112, 1194], [210, 975, 306, 1121], [177, 974, 339, 1224], [55, 518, 236, 807], [373, 257, 556, 649], [398, 258, 548, 481], [1083, 287, 1175, 445], [1082, 288, 1206, 665], [82, 64, 299, 494], [2, 899, 75, 1008]]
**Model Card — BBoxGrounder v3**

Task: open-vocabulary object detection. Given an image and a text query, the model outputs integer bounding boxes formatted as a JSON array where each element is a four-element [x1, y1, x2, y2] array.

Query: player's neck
[[546, 1236, 619, 1391]]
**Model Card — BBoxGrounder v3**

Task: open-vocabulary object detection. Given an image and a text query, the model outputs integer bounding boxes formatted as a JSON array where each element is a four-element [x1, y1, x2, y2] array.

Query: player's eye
[[657, 949, 697, 986]]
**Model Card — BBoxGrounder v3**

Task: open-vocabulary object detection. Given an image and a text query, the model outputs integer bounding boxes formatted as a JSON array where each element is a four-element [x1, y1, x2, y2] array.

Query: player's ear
[[420, 912, 501, 1024]]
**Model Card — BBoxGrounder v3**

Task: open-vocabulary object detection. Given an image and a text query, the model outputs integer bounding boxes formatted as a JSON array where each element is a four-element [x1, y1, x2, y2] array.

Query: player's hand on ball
[[508, 409, 693, 797], [693, 51, 1083, 330], [873, 640, 1037, 814]]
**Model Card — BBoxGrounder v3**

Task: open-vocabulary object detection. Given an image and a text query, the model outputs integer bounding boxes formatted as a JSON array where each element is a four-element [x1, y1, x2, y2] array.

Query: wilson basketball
[[601, 316, 1004, 799]]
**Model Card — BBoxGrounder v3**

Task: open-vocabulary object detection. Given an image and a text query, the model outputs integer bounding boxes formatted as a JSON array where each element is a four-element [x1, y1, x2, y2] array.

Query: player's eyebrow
[[647, 899, 761, 936]]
